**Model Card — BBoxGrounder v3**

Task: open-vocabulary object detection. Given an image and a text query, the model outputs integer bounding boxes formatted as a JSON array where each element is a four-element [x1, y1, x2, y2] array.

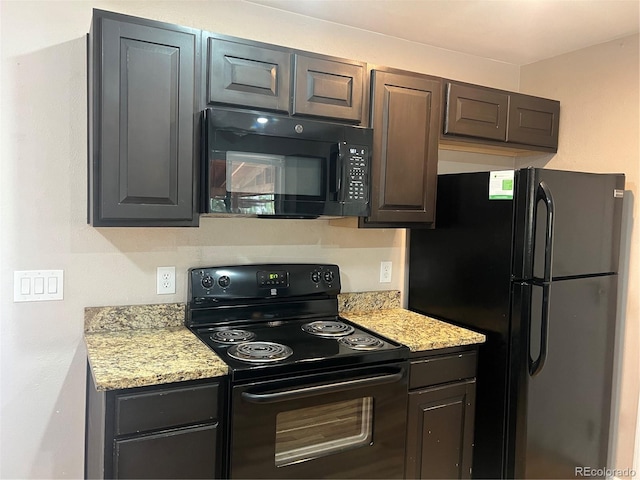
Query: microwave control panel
[[344, 145, 369, 203]]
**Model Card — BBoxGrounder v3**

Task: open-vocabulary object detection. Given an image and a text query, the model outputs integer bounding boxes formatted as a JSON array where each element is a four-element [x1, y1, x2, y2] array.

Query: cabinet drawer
[[115, 383, 219, 435], [409, 351, 477, 389], [114, 424, 218, 478]]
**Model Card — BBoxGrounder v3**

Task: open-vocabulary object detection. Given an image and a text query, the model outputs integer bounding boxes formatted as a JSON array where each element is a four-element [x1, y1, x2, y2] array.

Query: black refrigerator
[[408, 168, 625, 479]]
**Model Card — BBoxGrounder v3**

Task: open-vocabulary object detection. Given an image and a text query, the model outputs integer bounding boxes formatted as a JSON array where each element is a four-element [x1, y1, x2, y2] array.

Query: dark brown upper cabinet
[[362, 69, 441, 226], [205, 38, 291, 113], [292, 54, 365, 122], [88, 10, 200, 226], [204, 34, 366, 124], [508, 94, 560, 149], [442, 81, 560, 153], [444, 82, 508, 141]]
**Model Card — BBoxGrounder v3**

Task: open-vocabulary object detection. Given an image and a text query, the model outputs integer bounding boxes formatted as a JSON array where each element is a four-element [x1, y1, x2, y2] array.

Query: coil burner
[[301, 320, 355, 337], [210, 329, 257, 344], [228, 341, 294, 363], [339, 334, 385, 351]]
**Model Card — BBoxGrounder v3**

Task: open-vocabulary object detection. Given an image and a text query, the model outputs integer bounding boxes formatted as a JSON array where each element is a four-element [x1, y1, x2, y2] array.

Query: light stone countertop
[[84, 291, 484, 391], [85, 327, 227, 391], [341, 308, 486, 352], [84, 303, 228, 391]]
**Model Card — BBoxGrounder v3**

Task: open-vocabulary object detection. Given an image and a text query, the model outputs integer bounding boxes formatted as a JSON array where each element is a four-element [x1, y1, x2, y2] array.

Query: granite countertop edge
[[85, 291, 485, 391]]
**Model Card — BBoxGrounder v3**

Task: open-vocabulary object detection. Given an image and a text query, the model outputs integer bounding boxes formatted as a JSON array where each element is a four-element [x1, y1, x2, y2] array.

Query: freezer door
[[507, 275, 618, 478], [514, 168, 625, 280]]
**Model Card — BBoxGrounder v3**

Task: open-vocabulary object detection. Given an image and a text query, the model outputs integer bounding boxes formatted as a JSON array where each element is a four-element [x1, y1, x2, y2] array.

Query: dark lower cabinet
[[88, 10, 200, 226], [405, 348, 478, 479], [85, 369, 225, 479], [114, 425, 218, 479]]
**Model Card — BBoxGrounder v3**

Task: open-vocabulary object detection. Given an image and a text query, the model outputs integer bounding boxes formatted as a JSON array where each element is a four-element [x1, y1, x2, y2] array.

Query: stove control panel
[[188, 264, 341, 301]]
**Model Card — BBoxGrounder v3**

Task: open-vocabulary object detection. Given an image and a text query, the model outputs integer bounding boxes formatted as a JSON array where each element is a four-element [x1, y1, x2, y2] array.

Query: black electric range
[[185, 264, 409, 382]]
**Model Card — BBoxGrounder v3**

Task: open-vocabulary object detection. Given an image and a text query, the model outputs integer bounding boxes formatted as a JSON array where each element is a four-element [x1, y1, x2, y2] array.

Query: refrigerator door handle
[[529, 283, 550, 376], [536, 181, 555, 282], [529, 181, 555, 376]]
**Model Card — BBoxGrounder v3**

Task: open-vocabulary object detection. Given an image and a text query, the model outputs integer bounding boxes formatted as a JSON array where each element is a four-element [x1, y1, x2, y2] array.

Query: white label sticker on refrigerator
[[489, 170, 515, 199]]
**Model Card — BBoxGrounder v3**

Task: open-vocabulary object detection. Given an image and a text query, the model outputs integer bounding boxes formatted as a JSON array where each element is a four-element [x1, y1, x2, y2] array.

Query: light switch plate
[[14, 270, 64, 302]]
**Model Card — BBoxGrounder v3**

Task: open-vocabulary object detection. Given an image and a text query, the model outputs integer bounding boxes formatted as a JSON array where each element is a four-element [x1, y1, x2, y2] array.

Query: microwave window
[[274, 397, 373, 467], [227, 151, 322, 197]]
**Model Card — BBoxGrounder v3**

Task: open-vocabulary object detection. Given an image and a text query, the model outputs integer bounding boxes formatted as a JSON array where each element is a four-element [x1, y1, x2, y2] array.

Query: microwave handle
[[329, 143, 343, 196]]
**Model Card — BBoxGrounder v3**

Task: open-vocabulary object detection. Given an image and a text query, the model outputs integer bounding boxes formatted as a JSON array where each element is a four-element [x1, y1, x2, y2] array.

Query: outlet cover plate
[[157, 266, 176, 295], [379, 261, 392, 283]]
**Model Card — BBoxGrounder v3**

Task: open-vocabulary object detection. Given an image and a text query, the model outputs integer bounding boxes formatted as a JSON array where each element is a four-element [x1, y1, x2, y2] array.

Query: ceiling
[[246, 0, 640, 65]]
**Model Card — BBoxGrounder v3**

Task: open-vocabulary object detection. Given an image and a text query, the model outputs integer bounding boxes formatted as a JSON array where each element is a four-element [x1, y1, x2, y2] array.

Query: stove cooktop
[[186, 264, 409, 382], [193, 317, 408, 381]]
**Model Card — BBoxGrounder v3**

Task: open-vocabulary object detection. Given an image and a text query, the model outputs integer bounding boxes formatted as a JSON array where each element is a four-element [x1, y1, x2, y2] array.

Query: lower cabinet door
[[114, 424, 218, 479], [405, 380, 476, 479]]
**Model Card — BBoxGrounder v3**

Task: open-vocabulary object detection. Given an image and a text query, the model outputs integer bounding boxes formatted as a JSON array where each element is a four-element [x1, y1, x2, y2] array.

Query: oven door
[[229, 362, 409, 479]]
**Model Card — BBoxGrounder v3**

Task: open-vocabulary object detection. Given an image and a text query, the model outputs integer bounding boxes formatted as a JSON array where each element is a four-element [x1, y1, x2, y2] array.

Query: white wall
[[519, 34, 639, 476], [0, 1, 521, 477]]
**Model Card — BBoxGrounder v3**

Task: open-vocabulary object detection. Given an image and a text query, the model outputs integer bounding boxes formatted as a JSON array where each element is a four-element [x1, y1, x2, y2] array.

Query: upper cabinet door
[[293, 54, 365, 123], [89, 14, 199, 226], [444, 82, 508, 141], [367, 70, 441, 224], [442, 81, 560, 152], [206, 38, 291, 112], [508, 94, 560, 149]]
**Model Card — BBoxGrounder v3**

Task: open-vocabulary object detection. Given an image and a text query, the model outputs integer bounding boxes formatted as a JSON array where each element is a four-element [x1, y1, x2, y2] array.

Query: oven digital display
[[257, 270, 288, 287]]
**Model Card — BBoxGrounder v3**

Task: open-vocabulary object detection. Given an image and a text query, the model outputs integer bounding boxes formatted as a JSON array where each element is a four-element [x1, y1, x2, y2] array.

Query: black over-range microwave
[[201, 107, 373, 218]]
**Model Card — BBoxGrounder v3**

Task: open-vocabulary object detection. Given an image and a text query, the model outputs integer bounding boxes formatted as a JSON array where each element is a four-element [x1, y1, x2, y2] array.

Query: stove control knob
[[311, 271, 321, 283], [323, 271, 334, 283], [201, 274, 214, 289], [218, 275, 231, 288]]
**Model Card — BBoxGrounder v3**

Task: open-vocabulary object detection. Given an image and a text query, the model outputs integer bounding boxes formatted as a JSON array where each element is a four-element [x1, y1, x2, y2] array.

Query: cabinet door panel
[[508, 94, 560, 149], [369, 70, 440, 223], [207, 38, 290, 112], [406, 380, 476, 480], [114, 425, 217, 479], [444, 83, 508, 141], [293, 55, 364, 122], [96, 18, 196, 224]]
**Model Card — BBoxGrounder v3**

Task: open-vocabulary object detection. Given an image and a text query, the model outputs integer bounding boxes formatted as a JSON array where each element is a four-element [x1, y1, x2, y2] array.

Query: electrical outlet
[[157, 266, 176, 295], [379, 261, 392, 283]]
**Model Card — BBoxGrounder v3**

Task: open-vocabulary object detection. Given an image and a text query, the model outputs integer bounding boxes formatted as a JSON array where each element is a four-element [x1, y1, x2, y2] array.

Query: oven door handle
[[240, 371, 404, 404]]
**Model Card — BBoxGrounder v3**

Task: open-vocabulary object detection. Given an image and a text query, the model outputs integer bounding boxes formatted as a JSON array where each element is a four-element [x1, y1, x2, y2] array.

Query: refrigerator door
[[507, 275, 618, 479], [513, 168, 624, 281]]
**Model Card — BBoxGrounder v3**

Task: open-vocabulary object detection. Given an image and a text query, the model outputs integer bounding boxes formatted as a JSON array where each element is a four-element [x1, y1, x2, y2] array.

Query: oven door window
[[275, 397, 373, 467]]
